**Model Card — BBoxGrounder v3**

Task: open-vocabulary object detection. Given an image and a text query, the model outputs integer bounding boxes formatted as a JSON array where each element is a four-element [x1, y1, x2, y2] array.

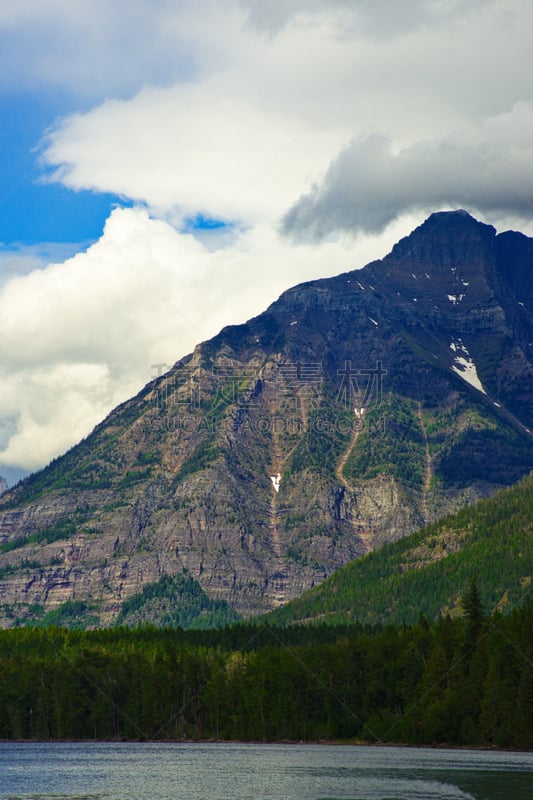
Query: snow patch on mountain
[[271, 473, 281, 493], [450, 339, 486, 394]]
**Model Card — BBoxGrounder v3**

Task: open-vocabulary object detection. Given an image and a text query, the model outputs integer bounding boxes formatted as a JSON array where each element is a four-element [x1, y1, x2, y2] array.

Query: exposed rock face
[[1, 211, 533, 626], [0, 477, 7, 496]]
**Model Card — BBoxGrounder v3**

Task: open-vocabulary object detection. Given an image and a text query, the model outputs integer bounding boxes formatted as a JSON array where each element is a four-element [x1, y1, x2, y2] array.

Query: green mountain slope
[[115, 572, 241, 629], [265, 472, 533, 626]]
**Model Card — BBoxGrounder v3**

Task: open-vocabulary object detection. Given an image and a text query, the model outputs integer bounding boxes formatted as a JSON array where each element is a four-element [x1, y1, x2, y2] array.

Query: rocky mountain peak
[[389, 209, 497, 260], [367, 210, 497, 304]]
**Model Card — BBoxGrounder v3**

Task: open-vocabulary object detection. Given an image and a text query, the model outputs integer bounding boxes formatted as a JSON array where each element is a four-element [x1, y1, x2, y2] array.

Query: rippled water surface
[[0, 742, 532, 800]]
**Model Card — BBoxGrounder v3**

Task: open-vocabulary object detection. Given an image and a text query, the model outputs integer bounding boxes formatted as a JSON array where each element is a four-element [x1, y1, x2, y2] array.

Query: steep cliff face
[[1, 211, 533, 626]]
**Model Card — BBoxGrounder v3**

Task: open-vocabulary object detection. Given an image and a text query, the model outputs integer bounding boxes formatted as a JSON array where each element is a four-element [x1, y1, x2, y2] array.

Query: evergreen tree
[[461, 576, 486, 651]]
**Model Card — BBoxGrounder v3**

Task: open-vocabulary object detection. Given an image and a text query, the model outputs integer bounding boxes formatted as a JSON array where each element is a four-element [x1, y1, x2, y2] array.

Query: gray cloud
[[0, 0, 200, 100], [240, 0, 492, 37], [281, 103, 533, 239]]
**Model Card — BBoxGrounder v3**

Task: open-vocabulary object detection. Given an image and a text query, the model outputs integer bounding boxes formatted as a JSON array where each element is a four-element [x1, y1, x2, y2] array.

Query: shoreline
[[1, 738, 532, 753]]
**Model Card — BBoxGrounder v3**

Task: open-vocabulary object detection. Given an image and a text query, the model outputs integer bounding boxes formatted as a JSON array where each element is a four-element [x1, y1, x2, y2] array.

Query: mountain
[[263, 470, 533, 627], [0, 477, 7, 496], [1, 210, 533, 626]]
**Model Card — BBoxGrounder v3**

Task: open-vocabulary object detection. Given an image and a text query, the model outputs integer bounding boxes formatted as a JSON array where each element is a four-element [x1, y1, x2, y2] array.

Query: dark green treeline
[[0, 599, 532, 747]]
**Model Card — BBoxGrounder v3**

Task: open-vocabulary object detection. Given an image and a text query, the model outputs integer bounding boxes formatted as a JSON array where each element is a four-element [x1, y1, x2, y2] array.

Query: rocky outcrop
[[1, 211, 533, 626]]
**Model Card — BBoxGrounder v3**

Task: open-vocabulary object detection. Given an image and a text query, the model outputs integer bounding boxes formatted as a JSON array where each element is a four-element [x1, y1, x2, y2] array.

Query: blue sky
[[0, 92, 121, 248], [0, 87, 235, 284], [1, 0, 533, 485]]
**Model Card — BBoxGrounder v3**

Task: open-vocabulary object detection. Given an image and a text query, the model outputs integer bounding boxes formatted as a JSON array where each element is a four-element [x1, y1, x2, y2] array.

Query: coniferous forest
[[1, 587, 532, 748]]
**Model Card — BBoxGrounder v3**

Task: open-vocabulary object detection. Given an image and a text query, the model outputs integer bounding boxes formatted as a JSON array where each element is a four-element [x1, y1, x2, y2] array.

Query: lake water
[[0, 742, 532, 800]]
